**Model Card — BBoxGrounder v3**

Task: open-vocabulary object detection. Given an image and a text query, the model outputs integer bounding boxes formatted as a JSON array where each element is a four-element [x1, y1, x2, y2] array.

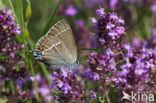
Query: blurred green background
[[2, 0, 156, 45]]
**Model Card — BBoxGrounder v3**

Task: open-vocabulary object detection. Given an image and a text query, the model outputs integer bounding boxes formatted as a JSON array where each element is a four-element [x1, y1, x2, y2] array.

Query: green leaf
[[41, 0, 63, 36], [25, 4, 32, 22], [109, 89, 118, 103], [0, 0, 4, 11], [98, 94, 105, 103], [23, 28, 29, 39], [17, 0, 25, 29]]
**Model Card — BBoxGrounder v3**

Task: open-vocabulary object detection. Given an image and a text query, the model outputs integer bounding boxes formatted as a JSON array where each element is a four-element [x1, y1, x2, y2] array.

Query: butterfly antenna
[[0, 49, 34, 57], [14, 49, 34, 54]]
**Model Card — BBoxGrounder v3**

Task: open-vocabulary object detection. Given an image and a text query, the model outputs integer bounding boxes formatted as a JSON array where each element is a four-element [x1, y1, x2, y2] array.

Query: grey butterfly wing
[[35, 20, 77, 68], [51, 20, 77, 64]]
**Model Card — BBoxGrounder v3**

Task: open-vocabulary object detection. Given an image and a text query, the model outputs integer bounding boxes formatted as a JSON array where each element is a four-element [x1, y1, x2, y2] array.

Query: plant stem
[[10, 80, 15, 90], [100, 78, 111, 103], [18, 0, 25, 29], [30, 61, 40, 102], [8, 0, 19, 24], [104, 86, 111, 103]]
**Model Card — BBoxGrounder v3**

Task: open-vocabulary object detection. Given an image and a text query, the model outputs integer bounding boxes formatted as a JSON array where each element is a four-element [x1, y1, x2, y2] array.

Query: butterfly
[[34, 19, 79, 69]]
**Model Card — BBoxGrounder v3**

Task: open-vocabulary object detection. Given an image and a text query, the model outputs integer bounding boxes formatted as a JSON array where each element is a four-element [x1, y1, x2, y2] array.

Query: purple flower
[[21, 44, 25, 48], [110, 0, 119, 8], [96, 7, 105, 16], [15, 77, 26, 88], [87, 51, 117, 83], [0, 8, 23, 72], [65, 5, 77, 16], [90, 17, 97, 23], [38, 85, 50, 96], [116, 17, 125, 24], [26, 75, 34, 81], [62, 83, 71, 94], [76, 19, 84, 27], [61, 68, 69, 77], [57, 80, 63, 88], [91, 7, 125, 48], [99, 38, 105, 45], [34, 74, 52, 102], [122, 43, 131, 50], [106, 22, 115, 30], [151, 4, 156, 12], [115, 27, 125, 35], [89, 91, 97, 99], [116, 46, 156, 93], [105, 48, 114, 57], [51, 69, 84, 102], [10, 53, 15, 58], [15, 24, 21, 35], [0, 9, 20, 35], [118, 67, 129, 76], [88, 7, 156, 102], [110, 12, 118, 20], [45, 96, 52, 102], [89, 72, 100, 81], [134, 68, 145, 75], [108, 31, 118, 39]]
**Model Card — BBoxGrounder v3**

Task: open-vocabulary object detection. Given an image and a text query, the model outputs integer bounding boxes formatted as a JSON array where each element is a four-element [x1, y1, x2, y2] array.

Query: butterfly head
[[34, 51, 43, 60]]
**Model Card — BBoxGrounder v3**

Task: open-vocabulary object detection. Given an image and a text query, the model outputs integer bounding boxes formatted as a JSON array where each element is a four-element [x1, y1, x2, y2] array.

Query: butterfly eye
[[35, 51, 42, 56]]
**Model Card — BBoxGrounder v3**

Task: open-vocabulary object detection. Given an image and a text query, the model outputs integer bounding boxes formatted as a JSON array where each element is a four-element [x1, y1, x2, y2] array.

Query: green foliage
[[41, 0, 63, 37], [0, 0, 4, 11], [25, 2, 32, 23]]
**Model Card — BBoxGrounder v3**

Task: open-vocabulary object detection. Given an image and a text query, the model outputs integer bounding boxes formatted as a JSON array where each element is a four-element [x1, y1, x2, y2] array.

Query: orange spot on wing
[[39, 47, 43, 51]]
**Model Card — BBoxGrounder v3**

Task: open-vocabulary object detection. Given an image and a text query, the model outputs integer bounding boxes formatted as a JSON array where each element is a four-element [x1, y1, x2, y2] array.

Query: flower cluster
[[34, 69, 84, 102], [117, 45, 156, 93], [87, 49, 117, 83], [52, 69, 84, 102], [90, 8, 125, 49], [0, 8, 33, 102], [0, 8, 24, 68], [87, 7, 156, 102], [0, 8, 28, 82]]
